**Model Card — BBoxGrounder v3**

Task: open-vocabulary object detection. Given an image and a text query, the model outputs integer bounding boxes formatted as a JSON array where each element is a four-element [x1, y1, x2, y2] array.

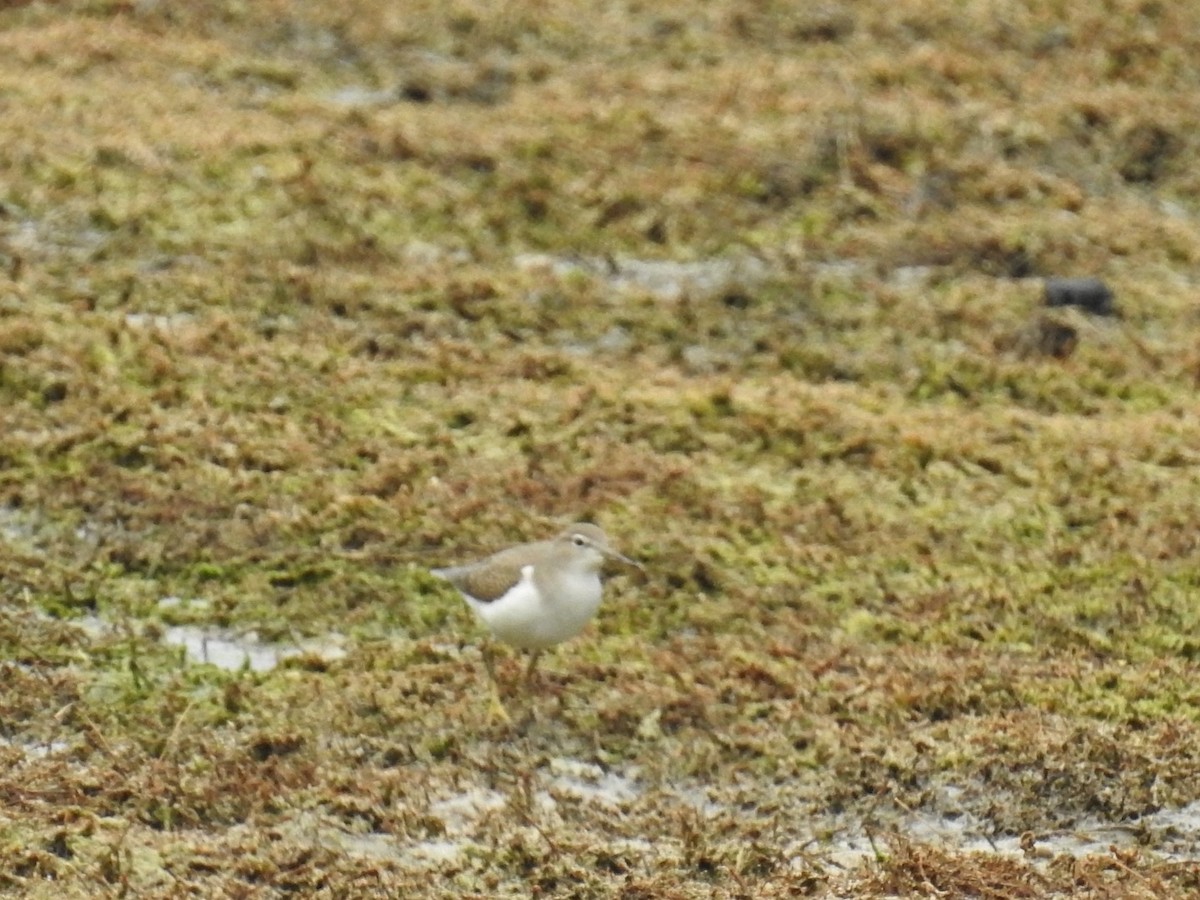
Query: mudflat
[[2, 2, 1200, 896]]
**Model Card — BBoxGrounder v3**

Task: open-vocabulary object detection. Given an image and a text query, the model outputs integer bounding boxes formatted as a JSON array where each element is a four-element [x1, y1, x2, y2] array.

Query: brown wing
[[436, 539, 553, 603], [446, 559, 526, 603]]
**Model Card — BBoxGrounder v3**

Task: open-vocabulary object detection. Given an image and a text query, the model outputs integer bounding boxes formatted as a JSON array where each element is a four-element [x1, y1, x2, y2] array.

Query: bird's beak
[[603, 547, 644, 571]]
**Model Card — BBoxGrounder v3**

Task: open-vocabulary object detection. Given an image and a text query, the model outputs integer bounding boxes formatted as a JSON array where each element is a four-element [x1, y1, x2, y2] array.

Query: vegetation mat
[[2, 0, 1200, 896]]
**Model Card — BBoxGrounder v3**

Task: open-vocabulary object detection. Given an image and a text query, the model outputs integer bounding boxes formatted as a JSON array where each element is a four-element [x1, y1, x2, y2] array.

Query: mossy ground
[[3, 0, 1200, 896]]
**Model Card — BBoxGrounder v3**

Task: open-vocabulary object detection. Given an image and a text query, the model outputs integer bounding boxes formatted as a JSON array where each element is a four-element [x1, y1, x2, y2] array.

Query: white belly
[[465, 566, 602, 650]]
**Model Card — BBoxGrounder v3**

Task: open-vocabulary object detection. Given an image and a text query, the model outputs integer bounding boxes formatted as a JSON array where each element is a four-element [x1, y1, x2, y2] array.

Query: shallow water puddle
[[821, 797, 1200, 870], [546, 756, 641, 806], [427, 787, 508, 830], [164, 625, 347, 673], [343, 761, 645, 867], [123, 312, 196, 331], [0, 736, 71, 761], [514, 253, 770, 301], [402, 768, 1200, 871]]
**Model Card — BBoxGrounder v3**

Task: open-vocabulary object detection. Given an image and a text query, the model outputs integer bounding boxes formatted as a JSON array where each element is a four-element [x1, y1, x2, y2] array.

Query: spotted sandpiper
[[433, 522, 640, 718]]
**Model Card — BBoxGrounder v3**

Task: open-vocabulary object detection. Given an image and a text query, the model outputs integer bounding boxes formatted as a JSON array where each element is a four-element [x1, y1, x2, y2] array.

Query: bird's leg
[[523, 650, 543, 690], [481, 641, 511, 723], [508, 650, 544, 728]]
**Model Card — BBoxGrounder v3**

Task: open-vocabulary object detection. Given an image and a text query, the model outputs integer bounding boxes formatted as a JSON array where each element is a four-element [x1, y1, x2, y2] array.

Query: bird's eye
[[572, 534, 586, 547]]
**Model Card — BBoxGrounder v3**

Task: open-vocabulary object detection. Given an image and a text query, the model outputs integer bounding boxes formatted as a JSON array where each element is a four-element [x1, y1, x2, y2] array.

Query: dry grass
[[3, 0, 1200, 895]]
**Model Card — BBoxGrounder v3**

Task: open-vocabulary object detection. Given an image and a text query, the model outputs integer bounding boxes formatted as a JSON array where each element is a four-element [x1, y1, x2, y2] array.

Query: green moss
[[4, 0, 1200, 895]]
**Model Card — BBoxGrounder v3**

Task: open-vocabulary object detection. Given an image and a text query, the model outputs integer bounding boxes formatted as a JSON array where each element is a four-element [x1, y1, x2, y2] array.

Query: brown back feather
[[440, 539, 557, 603]]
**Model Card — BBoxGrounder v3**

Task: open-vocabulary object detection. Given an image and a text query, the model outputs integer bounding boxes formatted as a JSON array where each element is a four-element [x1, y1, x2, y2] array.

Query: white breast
[[465, 565, 602, 650]]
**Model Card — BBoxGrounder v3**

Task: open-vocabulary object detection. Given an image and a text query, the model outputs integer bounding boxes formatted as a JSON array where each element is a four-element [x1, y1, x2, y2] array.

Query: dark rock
[[1044, 277, 1116, 316]]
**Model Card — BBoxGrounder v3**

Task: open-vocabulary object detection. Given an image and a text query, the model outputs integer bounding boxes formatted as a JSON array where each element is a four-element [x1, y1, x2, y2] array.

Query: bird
[[432, 522, 639, 719]]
